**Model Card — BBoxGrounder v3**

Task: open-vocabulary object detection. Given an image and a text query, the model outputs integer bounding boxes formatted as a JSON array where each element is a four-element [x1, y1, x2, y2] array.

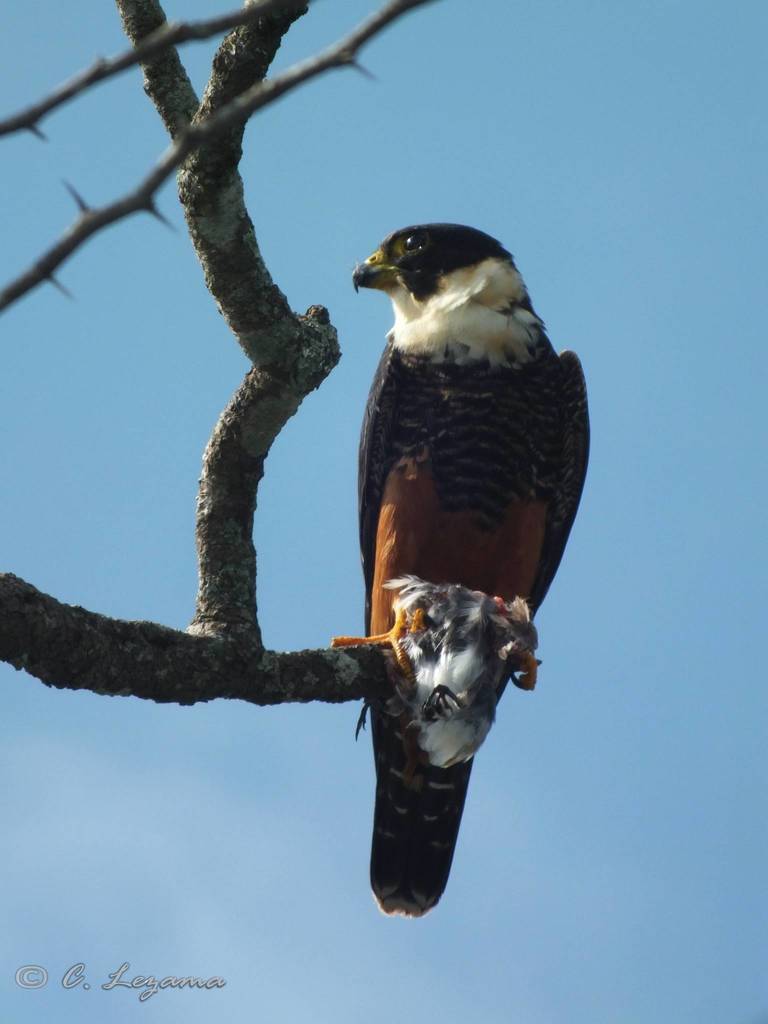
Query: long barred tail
[[369, 710, 474, 916]]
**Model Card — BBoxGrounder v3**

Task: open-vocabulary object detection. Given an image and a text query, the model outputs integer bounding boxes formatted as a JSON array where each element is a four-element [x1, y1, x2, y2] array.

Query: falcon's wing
[[528, 350, 590, 613], [358, 341, 398, 632]]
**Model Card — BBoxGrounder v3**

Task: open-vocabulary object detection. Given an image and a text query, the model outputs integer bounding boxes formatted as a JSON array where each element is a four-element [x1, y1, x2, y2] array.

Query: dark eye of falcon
[[403, 232, 428, 253]]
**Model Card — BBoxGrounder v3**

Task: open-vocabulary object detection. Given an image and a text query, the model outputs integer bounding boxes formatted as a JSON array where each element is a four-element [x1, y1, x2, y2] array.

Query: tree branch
[[0, 0, 301, 138], [190, 310, 335, 639], [0, 573, 387, 706], [115, 0, 200, 136], [119, 0, 334, 639], [0, 0, 436, 315]]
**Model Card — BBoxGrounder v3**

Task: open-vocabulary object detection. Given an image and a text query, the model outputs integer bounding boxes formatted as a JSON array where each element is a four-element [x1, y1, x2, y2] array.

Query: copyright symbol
[[15, 965, 48, 988]]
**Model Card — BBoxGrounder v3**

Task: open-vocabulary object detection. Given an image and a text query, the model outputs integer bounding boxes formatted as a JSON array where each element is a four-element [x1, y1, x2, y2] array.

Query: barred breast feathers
[[385, 345, 565, 522]]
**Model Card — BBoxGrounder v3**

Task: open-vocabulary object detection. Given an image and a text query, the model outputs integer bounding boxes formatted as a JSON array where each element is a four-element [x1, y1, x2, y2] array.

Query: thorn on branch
[[144, 199, 175, 232], [349, 59, 376, 81], [27, 123, 47, 142], [62, 180, 90, 213], [47, 274, 73, 300]]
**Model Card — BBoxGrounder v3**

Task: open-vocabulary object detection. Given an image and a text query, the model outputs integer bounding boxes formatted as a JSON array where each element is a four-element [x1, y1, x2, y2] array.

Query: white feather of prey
[[383, 576, 538, 768]]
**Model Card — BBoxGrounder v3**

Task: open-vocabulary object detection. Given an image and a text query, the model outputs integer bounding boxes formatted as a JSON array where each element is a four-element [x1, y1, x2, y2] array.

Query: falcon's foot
[[408, 606, 429, 634], [331, 607, 414, 681]]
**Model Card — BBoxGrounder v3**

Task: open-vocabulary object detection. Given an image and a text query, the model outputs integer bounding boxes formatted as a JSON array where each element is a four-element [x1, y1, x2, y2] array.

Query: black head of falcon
[[354, 223, 518, 302], [350, 223, 589, 917]]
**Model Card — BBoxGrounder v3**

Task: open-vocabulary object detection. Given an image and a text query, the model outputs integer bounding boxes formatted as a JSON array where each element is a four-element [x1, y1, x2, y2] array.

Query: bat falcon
[[351, 223, 589, 916]]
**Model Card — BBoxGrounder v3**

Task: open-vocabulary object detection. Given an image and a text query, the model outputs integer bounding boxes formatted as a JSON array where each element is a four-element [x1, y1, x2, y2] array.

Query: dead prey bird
[[334, 575, 539, 770]]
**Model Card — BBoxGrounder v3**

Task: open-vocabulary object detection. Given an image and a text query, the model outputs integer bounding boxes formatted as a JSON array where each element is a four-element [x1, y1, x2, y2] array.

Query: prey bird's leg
[[355, 702, 370, 740], [422, 684, 464, 718], [331, 607, 415, 682]]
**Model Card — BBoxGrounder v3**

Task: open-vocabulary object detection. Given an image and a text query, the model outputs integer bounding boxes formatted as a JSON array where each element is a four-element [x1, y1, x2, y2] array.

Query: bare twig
[[0, 0, 436, 314], [0, 0, 304, 138], [0, 573, 387, 706]]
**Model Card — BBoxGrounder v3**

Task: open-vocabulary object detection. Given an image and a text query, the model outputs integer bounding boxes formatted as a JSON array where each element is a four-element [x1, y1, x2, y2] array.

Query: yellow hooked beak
[[352, 248, 399, 292]]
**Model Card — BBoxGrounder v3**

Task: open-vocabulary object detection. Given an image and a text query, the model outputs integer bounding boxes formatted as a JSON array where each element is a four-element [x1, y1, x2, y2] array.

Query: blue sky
[[1, 1, 766, 1021]]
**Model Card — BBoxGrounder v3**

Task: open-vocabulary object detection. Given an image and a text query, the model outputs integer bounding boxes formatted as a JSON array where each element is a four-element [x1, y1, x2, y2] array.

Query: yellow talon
[[390, 640, 415, 683], [409, 607, 428, 633], [331, 606, 415, 682]]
